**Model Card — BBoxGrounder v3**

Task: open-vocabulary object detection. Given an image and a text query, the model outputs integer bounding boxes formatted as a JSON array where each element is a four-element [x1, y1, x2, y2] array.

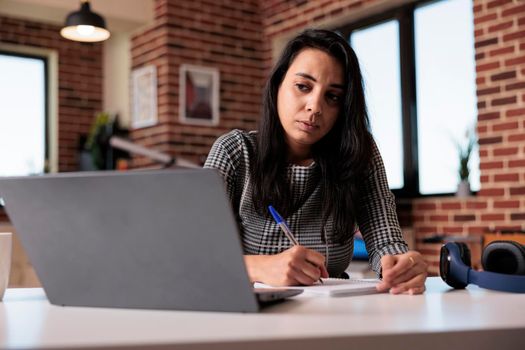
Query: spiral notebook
[[254, 278, 381, 297]]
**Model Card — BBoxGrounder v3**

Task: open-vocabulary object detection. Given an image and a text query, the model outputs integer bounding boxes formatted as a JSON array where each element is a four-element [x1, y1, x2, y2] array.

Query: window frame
[[336, 0, 475, 198], [0, 50, 50, 174]]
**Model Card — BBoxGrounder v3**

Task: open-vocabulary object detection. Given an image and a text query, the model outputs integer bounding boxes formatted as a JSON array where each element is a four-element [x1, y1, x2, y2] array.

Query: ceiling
[[0, 0, 155, 32]]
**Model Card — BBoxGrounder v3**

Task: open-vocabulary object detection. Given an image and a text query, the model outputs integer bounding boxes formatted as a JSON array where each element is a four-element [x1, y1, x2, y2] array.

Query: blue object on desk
[[353, 238, 369, 260]]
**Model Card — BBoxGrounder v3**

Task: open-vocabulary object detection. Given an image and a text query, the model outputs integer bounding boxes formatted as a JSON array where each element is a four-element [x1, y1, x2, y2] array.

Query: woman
[[204, 29, 427, 294]]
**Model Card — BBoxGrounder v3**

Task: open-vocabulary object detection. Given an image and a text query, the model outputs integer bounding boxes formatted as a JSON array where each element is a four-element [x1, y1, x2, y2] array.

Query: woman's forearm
[[243, 254, 268, 283]]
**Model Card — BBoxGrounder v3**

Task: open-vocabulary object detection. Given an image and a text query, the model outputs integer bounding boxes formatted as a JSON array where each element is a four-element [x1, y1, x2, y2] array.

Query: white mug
[[0, 232, 12, 301]]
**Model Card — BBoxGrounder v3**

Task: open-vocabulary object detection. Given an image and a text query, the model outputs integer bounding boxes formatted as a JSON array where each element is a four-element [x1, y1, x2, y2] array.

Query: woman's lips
[[297, 121, 318, 132]]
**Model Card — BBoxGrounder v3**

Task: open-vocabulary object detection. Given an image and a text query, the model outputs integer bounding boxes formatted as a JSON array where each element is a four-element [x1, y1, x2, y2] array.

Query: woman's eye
[[295, 83, 310, 92], [327, 93, 341, 103]]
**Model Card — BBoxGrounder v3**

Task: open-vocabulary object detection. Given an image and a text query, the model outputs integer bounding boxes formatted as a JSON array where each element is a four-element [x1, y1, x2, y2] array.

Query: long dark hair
[[251, 29, 374, 244]]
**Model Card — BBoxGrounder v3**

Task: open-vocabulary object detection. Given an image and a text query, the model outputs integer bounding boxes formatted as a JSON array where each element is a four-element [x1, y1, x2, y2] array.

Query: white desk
[[1, 278, 524, 350]]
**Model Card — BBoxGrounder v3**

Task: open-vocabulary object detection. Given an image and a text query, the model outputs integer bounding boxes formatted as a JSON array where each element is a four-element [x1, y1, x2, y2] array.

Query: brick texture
[[260, 0, 525, 275], [0, 16, 103, 172], [411, 0, 525, 274], [1, 0, 524, 277], [128, 0, 264, 167]]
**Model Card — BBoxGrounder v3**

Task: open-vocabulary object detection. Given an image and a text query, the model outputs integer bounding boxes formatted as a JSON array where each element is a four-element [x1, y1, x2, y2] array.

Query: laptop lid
[[0, 169, 296, 312]]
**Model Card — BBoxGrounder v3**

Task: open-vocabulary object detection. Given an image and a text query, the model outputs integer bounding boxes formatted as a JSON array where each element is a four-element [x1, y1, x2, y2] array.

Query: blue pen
[[268, 205, 299, 245], [268, 205, 324, 284]]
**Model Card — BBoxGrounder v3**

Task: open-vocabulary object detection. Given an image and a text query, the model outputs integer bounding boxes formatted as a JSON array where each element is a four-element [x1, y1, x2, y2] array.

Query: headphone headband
[[440, 242, 525, 293], [469, 269, 525, 293]]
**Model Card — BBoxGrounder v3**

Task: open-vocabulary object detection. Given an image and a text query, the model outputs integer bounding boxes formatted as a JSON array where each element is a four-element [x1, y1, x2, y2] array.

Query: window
[[351, 20, 404, 190], [339, 0, 478, 196], [0, 52, 47, 176], [414, 0, 479, 195]]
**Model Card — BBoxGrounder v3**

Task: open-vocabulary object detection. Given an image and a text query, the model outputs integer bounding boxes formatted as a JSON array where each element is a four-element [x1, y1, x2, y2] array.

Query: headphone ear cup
[[457, 242, 471, 267], [482, 240, 525, 275], [440, 242, 471, 289]]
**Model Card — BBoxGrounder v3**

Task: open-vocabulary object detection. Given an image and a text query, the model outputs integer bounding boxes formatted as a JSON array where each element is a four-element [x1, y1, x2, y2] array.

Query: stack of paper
[[254, 278, 380, 297]]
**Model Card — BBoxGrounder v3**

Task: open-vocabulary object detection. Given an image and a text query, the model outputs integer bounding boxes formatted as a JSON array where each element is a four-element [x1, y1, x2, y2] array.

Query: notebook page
[[254, 278, 380, 297]]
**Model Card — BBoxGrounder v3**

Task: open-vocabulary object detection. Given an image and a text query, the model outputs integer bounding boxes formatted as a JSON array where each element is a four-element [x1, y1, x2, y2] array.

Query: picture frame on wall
[[131, 65, 158, 129], [179, 64, 219, 126]]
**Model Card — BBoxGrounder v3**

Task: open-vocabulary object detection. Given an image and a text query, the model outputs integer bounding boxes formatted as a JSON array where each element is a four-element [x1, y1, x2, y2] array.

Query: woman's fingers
[[303, 248, 326, 268], [389, 273, 427, 294], [304, 248, 329, 278], [290, 259, 321, 282], [257, 245, 326, 286], [379, 251, 428, 294], [381, 253, 419, 280], [407, 285, 426, 295], [289, 266, 318, 285], [384, 259, 427, 286], [289, 247, 326, 283]]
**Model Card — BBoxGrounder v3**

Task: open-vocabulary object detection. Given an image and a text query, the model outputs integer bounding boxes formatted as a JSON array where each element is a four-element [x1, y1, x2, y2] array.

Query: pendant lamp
[[60, 0, 110, 43]]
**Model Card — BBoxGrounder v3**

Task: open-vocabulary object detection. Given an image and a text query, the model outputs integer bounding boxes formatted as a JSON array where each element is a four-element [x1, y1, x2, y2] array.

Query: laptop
[[0, 169, 301, 312]]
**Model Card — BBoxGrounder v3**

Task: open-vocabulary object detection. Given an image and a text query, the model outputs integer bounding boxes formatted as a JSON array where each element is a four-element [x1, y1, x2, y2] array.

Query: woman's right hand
[[244, 245, 329, 286]]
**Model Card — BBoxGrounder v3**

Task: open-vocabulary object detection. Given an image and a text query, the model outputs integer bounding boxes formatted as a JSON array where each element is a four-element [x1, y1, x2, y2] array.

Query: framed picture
[[131, 65, 158, 129], [179, 64, 219, 126]]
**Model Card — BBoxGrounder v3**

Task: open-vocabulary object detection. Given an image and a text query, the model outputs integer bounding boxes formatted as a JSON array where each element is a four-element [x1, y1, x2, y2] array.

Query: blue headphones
[[440, 240, 525, 293]]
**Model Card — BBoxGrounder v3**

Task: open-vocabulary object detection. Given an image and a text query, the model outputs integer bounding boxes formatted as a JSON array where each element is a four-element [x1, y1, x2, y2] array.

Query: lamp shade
[[60, 1, 110, 43]]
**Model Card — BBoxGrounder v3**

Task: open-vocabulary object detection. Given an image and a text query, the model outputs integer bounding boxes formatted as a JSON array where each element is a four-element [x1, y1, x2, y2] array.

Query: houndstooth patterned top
[[204, 129, 408, 277]]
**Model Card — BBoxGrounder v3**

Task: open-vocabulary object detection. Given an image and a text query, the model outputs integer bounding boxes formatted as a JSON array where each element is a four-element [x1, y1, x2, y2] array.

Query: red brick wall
[[129, 0, 524, 273], [129, 0, 264, 167], [261, 0, 381, 36], [0, 15, 103, 172], [413, 0, 525, 273], [260, 0, 524, 274], [2, 1, 523, 274], [0, 15, 103, 223], [260, 0, 391, 73]]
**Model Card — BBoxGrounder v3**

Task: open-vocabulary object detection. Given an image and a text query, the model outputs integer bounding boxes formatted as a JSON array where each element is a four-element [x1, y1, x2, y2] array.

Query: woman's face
[[277, 48, 344, 159]]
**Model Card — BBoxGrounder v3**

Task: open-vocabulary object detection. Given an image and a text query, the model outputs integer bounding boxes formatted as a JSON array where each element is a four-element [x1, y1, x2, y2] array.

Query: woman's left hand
[[376, 251, 428, 295]]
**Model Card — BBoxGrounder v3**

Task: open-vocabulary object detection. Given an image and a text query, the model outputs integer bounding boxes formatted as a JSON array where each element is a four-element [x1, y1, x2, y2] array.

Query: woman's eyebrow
[[295, 72, 344, 90]]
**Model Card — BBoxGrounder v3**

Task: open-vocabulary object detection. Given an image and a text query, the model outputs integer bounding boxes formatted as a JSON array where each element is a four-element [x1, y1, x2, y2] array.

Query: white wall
[[103, 32, 131, 127]]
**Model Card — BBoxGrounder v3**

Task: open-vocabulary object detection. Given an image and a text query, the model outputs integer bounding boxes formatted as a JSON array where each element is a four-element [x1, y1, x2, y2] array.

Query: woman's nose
[[305, 93, 323, 118]]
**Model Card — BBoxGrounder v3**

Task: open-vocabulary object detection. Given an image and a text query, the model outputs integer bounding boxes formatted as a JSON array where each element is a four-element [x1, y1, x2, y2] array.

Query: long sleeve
[[357, 141, 409, 275], [204, 133, 238, 204], [203, 129, 253, 215]]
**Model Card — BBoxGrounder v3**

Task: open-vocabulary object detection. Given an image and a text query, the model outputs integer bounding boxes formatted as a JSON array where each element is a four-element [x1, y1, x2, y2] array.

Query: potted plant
[[79, 112, 118, 171], [85, 112, 112, 170]]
